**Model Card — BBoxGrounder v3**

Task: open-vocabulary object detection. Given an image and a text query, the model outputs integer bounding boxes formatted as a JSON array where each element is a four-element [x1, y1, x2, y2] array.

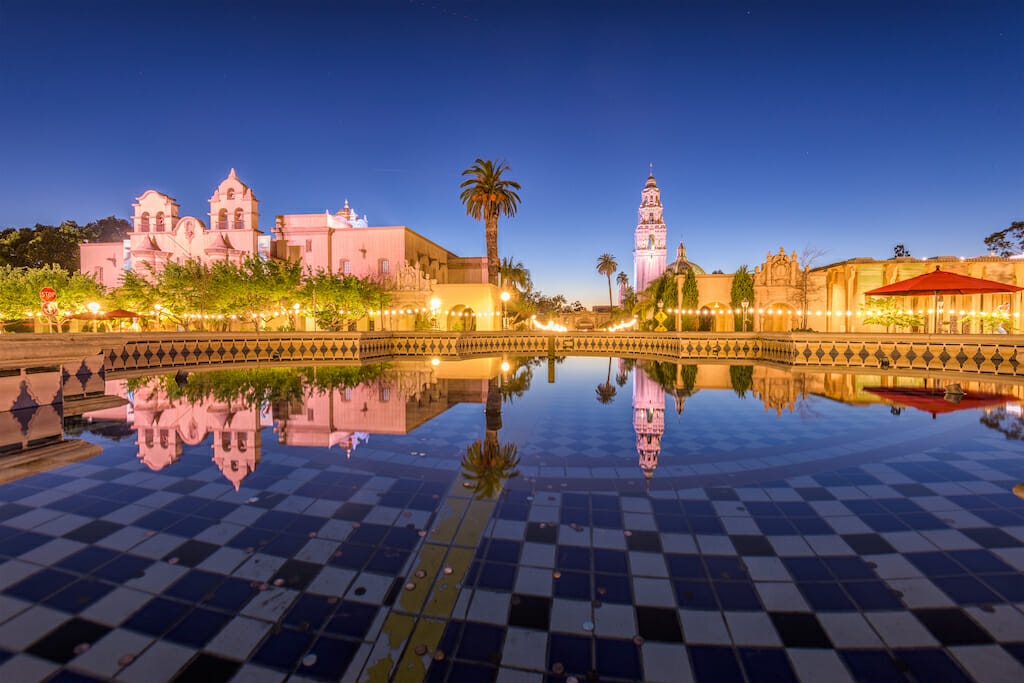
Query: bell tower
[[634, 167, 667, 296]]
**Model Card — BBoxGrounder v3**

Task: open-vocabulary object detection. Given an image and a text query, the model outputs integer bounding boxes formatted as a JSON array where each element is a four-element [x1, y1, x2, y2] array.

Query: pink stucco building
[[80, 169, 501, 330]]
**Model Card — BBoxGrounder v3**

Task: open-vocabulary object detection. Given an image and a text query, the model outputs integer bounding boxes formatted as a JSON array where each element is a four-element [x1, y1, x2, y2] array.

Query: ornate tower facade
[[632, 366, 665, 480], [633, 171, 667, 296]]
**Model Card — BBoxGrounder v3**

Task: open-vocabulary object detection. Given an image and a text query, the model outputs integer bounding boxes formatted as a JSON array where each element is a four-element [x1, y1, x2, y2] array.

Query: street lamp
[[87, 302, 100, 333], [430, 298, 441, 330], [500, 291, 511, 331], [741, 298, 749, 332]]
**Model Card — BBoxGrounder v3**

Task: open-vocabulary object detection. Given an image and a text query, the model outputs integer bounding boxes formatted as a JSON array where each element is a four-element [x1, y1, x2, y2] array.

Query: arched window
[[237, 433, 247, 452], [159, 429, 169, 448], [341, 260, 351, 274], [144, 429, 154, 447], [140, 212, 150, 232], [218, 209, 228, 230], [221, 433, 232, 451], [648, 235, 654, 249], [234, 209, 244, 230], [380, 259, 390, 274], [226, 188, 235, 200], [155, 212, 165, 232]]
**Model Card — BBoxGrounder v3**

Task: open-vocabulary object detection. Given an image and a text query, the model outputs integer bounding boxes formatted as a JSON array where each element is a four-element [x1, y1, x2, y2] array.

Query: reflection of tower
[[633, 368, 665, 479], [211, 404, 262, 491], [633, 170, 667, 296]]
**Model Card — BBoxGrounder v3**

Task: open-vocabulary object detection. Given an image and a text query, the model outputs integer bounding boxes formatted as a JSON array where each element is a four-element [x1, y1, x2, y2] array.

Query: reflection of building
[[129, 385, 262, 490], [79, 169, 501, 330], [632, 366, 665, 479], [83, 360, 497, 488]]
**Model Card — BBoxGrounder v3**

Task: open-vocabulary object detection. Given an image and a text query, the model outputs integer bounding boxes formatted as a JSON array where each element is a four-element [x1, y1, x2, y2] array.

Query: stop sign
[[40, 287, 57, 302]]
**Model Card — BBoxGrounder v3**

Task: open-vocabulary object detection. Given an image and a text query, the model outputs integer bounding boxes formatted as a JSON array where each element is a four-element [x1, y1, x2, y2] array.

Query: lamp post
[[87, 302, 100, 333], [430, 298, 441, 330], [500, 291, 511, 331], [741, 298, 749, 332]]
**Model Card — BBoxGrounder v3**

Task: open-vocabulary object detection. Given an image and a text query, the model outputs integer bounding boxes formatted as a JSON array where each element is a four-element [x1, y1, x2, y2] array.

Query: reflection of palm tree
[[461, 439, 520, 500], [596, 357, 617, 404], [462, 377, 521, 499]]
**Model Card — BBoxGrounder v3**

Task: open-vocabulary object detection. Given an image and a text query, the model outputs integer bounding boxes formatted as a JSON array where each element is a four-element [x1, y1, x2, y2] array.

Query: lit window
[[342, 260, 351, 274], [380, 387, 390, 402], [380, 259, 389, 274]]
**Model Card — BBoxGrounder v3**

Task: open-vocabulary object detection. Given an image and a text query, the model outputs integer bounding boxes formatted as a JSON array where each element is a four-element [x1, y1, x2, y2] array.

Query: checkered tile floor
[[1, 358, 1023, 682]]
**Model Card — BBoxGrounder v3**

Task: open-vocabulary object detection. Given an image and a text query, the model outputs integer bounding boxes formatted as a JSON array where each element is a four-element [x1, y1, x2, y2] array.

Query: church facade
[[79, 170, 502, 330]]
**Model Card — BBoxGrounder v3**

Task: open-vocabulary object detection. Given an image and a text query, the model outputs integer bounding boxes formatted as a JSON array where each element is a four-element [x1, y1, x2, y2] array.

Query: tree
[[499, 257, 532, 293], [730, 265, 754, 331], [635, 267, 677, 330], [154, 260, 217, 330], [14, 265, 106, 332], [459, 159, 522, 285], [82, 216, 132, 243], [791, 245, 827, 329], [0, 222, 85, 271], [596, 254, 618, 310], [984, 221, 1024, 257], [616, 271, 629, 305], [301, 271, 388, 332], [679, 267, 699, 331], [892, 244, 911, 258], [859, 296, 925, 332]]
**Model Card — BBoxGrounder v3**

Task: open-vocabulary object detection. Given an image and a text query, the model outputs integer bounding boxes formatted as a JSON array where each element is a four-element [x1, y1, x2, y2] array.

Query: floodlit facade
[[79, 170, 502, 330], [633, 172, 668, 296]]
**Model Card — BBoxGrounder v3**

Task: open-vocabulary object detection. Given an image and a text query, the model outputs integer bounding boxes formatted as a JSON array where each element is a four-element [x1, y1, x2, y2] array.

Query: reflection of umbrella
[[864, 387, 1013, 418], [865, 266, 1022, 332]]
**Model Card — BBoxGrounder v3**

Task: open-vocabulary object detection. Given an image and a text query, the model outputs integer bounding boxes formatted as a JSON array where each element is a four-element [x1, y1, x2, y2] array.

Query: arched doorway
[[698, 306, 713, 332], [448, 305, 476, 331], [762, 303, 795, 332]]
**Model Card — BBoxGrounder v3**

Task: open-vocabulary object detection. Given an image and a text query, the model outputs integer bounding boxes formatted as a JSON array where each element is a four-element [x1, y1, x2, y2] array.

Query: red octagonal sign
[[40, 287, 57, 302]]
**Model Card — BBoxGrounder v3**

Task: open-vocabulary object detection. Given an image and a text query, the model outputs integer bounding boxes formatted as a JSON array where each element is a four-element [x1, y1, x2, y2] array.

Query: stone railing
[[1, 331, 1022, 379]]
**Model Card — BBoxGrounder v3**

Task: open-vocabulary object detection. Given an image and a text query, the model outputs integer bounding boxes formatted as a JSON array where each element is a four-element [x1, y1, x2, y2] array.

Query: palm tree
[[635, 266, 677, 329], [460, 159, 522, 286], [500, 257, 532, 293], [615, 271, 629, 306], [596, 254, 618, 309], [596, 357, 617, 404]]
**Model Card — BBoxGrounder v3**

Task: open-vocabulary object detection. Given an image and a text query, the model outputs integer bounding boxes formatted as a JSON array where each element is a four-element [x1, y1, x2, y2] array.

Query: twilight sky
[[1, 0, 1021, 305]]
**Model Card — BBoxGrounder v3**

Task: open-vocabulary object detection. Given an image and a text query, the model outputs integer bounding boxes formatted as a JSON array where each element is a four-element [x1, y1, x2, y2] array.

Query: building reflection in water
[[81, 361, 497, 490], [73, 358, 1024, 488]]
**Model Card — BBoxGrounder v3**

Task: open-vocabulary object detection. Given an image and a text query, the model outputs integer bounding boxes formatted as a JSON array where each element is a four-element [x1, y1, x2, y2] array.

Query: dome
[[645, 173, 658, 189]]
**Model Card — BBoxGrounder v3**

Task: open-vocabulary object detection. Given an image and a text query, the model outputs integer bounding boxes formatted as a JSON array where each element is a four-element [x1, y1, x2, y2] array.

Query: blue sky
[[1, 0, 1021, 304]]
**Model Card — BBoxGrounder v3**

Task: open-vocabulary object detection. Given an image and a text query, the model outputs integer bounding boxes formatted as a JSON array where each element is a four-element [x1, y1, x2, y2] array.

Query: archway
[[761, 303, 795, 332], [448, 305, 476, 331], [698, 306, 713, 332]]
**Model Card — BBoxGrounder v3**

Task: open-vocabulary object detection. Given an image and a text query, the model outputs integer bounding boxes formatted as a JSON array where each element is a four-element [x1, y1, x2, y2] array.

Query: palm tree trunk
[[607, 274, 613, 309], [485, 213, 499, 286]]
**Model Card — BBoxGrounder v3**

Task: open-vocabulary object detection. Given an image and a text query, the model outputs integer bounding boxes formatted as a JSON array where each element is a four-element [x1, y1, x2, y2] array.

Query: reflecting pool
[[1, 356, 1023, 682]]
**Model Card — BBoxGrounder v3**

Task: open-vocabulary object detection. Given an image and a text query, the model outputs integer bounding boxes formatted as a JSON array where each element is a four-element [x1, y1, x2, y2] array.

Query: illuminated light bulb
[[431, 358, 440, 366], [501, 361, 510, 372]]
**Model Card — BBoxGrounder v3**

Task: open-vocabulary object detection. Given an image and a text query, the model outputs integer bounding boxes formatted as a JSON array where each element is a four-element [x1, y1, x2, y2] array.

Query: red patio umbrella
[[864, 266, 1023, 333], [864, 386, 1014, 418]]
